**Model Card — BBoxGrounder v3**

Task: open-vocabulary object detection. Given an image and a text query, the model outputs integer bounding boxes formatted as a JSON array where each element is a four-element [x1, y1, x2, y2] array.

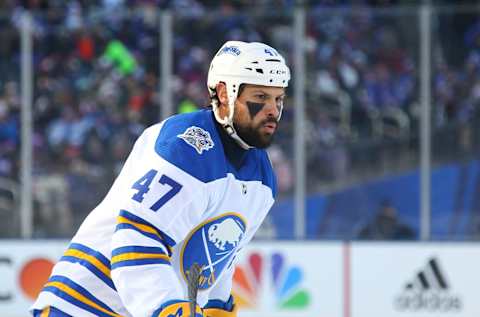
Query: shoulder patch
[[177, 126, 214, 154]]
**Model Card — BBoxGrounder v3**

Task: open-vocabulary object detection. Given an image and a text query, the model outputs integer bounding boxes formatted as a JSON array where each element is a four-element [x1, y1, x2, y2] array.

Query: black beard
[[234, 118, 277, 149]]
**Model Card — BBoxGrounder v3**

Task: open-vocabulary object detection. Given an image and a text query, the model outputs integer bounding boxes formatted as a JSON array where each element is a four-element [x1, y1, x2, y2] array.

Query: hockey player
[[31, 40, 290, 317]]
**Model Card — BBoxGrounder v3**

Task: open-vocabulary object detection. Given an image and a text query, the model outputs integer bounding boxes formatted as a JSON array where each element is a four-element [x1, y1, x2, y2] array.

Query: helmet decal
[[217, 46, 241, 57]]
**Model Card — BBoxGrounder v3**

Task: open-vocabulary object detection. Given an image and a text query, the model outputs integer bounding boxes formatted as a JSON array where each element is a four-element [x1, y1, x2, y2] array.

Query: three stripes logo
[[394, 257, 462, 312]]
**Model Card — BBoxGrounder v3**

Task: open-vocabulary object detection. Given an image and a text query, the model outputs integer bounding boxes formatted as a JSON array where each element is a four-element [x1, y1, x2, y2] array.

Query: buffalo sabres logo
[[208, 218, 243, 251], [181, 213, 246, 290], [178, 126, 214, 154]]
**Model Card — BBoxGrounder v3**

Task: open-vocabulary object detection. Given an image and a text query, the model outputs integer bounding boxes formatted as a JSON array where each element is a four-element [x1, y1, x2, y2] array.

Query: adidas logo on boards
[[394, 257, 462, 312]]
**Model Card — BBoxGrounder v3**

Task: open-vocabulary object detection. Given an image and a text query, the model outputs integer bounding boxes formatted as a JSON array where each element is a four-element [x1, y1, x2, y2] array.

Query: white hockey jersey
[[31, 109, 277, 317]]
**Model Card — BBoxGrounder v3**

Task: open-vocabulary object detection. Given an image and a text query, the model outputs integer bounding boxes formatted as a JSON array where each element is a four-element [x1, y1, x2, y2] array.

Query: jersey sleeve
[[109, 124, 209, 317], [204, 260, 235, 304], [203, 202, 274, 309]]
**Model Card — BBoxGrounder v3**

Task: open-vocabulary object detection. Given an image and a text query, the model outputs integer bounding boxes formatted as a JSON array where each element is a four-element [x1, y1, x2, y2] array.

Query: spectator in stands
[[308, 111, 348, 181], [357, 199, 415, 240], [46, 105, 92, 153], [2, 1, 480, 239], [0, 99, 17, 146], [0, 98, 18, 178], [267, 144, 293, 196]]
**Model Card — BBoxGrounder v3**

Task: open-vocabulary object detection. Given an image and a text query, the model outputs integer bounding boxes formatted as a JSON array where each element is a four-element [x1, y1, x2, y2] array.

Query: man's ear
[[216, 82, 228, 105], [216, 82, 230, 119]]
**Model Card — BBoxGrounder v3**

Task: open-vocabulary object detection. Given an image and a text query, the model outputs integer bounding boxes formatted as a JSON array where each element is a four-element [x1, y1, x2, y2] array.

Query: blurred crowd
[[1, 0, 480, 237]]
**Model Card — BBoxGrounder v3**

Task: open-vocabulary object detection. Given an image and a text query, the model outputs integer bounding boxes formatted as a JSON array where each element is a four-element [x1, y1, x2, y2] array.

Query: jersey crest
[[181, 213, 246, 290], [177, 126, 214, 154]]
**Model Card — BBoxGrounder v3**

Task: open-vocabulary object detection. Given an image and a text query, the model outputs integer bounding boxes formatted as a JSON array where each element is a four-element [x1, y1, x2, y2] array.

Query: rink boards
[[0, 241, 479, 317]]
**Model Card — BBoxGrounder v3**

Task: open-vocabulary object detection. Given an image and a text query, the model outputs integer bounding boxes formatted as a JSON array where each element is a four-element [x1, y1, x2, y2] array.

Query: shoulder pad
[[155, 110, 227, 183]]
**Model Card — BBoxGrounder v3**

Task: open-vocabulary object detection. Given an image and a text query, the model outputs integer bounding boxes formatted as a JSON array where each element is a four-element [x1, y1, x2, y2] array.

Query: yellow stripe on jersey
[[111, 246, 171, 269], [60, 244, 115, 290], [63, 249, 111, 279], [40, 307, 50, 317], [117, 216, 159, 235], [116, 210, 176, 256], [116, 216, 173, 254], [44, 281, 123, 317], [111, 252, 170, 263]]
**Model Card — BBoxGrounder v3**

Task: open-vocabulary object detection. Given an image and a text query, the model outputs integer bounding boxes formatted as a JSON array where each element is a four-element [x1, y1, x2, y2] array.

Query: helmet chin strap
[[223, 123, 252, 150], [213, 97, 253, 150]]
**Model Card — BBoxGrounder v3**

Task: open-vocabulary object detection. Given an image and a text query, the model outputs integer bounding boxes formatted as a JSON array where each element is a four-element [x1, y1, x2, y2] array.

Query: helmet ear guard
[[208, 80, 241, 127], [207, 41, 290, 149]]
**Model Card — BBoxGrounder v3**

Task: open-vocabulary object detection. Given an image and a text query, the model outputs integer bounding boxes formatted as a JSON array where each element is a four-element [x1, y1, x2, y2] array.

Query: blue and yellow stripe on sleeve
[[42, 275, 123, 317], [33, 306, 75, 317], [111, 246, 170, 269], [60, 243, 115, 290], [115, 210, 176, 255]]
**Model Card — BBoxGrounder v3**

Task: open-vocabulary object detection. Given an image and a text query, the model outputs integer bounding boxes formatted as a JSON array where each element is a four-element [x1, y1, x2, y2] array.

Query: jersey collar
[[212, 112, 249, 170]]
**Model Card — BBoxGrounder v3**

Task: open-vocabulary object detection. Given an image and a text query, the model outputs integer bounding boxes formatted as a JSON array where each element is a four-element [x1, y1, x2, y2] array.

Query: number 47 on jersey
[[131, 169, 182, 211]]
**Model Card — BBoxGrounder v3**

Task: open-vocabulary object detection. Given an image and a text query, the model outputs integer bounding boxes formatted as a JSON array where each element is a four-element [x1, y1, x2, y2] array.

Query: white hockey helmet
[[207, 41, 291, 149]]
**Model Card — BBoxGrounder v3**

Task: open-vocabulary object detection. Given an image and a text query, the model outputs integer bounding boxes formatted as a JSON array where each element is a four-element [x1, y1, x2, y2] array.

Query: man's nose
[[263, 100, 280, 118]]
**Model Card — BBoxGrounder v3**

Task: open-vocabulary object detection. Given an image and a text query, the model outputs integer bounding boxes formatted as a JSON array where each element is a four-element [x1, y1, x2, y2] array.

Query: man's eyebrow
[[251, 90, 286, 98], [251, 90, 268, 94]]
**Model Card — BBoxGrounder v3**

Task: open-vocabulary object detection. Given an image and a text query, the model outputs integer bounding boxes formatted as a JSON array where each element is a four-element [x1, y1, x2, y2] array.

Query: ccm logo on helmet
[[270, 69, 287, 75]]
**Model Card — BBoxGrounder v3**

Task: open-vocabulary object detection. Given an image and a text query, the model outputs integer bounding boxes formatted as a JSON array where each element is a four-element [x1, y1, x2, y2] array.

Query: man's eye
[[255, 94, 267, 100]]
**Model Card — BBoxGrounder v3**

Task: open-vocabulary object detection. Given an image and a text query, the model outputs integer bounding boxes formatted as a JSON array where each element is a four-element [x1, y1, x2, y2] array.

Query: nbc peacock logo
[[232, 251, 310, 310]]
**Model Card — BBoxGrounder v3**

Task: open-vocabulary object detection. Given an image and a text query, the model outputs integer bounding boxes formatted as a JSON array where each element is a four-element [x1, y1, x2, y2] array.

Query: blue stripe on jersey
[[60, 243, 115, 290], [43, 275, 121, 317], [111, 258, 170, 269], [114, 223, 169, 248], [117, 210, 175, 249], [154, 110, 277, 197], [111, 246, 168, 256], [32, 306, 72, 317], [69, 243, 110, 267], [204, 295, 235, 311], [111, 246, 170, 270], [60, 256, 115, 290]]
